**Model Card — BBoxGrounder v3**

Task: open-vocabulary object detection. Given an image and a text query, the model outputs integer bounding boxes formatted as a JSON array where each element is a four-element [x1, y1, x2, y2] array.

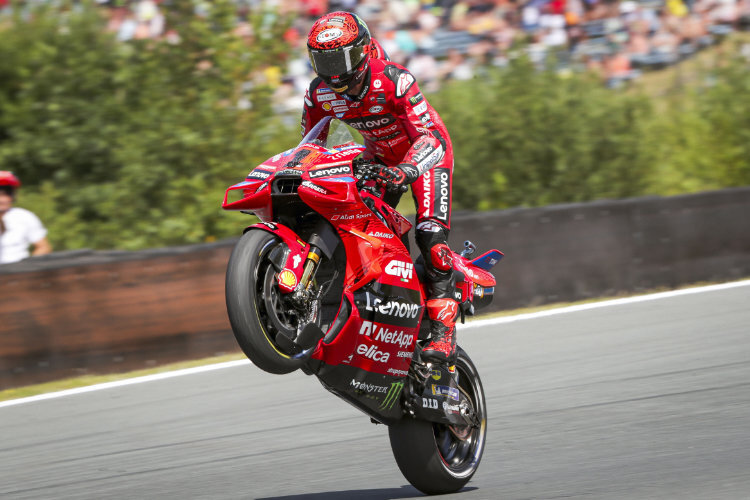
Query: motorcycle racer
[[302, 12, 458, 363]]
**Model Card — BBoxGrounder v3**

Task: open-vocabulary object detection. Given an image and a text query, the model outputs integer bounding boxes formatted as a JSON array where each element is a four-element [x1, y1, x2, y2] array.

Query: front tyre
[[225, 229, 306, 374], [388, 347, 487, 495]]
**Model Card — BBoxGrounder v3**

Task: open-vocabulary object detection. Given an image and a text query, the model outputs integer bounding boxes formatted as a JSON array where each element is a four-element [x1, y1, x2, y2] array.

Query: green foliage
[[1, 0, 293, 250], [2, 3, 749, 252], [430, 58, 657, 210]]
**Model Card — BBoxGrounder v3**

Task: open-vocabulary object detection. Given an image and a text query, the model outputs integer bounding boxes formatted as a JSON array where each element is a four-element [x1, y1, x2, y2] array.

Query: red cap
[[0, 171, 21, 188]]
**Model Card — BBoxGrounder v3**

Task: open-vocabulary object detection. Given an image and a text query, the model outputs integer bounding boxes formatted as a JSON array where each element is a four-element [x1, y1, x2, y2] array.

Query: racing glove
[[379, 164, 419, 188]]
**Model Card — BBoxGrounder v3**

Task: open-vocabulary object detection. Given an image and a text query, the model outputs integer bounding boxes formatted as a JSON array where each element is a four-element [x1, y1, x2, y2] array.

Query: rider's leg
[[415, 221, 459, 363], [410, 161, 458, 363]]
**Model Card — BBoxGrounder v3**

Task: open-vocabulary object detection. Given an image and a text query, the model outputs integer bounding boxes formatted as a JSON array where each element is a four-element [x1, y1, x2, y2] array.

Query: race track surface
[[2, 282, 749, 499]]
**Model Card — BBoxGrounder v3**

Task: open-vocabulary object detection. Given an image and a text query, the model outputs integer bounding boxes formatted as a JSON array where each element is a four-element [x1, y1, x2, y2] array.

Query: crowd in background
[[4, 0, 750, 108]]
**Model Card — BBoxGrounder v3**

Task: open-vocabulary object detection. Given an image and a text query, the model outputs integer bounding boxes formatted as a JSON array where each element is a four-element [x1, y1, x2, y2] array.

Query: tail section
[[470, 250, 504, 271]]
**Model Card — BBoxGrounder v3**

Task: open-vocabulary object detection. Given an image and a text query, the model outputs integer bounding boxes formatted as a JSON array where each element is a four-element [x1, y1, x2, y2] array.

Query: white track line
[[2, 279, 749, 409], [462, 278, 750, 330]]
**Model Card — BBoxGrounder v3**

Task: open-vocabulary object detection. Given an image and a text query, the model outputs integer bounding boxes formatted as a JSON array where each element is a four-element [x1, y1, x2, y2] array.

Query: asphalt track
[[1, 281, 749, 499]]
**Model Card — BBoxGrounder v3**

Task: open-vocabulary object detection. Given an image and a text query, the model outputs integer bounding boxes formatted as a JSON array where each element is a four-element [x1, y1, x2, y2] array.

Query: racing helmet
[[307, 12, 372, 94]]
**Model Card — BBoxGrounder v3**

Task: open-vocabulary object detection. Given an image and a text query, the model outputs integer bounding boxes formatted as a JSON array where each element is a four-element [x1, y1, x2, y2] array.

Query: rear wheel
[[225, 230, 311, 374], [388, 347, 487, 495]]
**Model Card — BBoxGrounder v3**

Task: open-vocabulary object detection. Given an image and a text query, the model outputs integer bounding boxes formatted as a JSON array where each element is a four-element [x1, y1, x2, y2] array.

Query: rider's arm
[[301, 77, 331, 140], [387, 68, 446, 183]]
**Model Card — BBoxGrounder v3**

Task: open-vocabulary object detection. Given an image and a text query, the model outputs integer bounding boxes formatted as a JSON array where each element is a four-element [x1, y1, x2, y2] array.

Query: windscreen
[[298, 116, 359, 150]]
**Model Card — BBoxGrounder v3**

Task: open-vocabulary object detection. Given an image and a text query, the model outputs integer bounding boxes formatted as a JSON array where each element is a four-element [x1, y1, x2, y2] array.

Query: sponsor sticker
[[309, 165, 352, 178], [322, 102, 332, 111], [278, 270, 297, 289], [350, 379, 388, 394], [422, 397, 438, 409], [369, 105, 384, 113], [412, 101, 427, 115], [384, 260, 414, 281], [247, 169, 271, 180], [431, 384, 460, 401], [372, 124, 398, 136], [363, 294, 419, 318], [318, 93, 337, 102], [347, 116, 396, 130], [359, 321, 414, 348], [333, 106, 348, 113], [331, 99, 346, 106], [380, 382, 404, 409], [373, 79, 382, 88], [316, 28, 343, 43], [356, 343, 390, 362], [409, 93, 424, 105], [301, 180, 327, 194], [419, 112, 431, 123]]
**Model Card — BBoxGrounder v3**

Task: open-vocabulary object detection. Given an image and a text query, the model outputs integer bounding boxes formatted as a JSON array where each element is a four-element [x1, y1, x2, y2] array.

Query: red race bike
[[222, 117, 503, 495]]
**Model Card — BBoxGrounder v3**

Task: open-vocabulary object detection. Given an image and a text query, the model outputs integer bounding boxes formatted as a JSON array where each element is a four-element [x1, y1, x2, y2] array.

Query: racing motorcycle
[[222, 116, 503, 495]]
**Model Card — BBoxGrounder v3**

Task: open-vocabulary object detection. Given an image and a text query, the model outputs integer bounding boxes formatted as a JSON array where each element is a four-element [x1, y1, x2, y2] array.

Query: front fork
[[291, 246, 324, 307]]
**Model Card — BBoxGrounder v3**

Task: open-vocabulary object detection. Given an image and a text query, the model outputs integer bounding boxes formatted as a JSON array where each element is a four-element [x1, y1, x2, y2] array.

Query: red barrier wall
[[2, 187, 749, 389]]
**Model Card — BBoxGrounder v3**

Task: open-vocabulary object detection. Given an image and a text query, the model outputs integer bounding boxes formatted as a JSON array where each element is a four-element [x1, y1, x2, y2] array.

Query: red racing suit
[[301, 57, 454, 230], [301, 51, 458, 338]]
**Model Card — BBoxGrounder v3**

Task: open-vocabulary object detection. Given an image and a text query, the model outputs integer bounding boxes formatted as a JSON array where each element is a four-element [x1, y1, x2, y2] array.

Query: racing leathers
[[301, 54, 458, 363]]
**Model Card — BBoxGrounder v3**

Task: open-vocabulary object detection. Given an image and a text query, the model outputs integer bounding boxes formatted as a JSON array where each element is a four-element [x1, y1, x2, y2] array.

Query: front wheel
[[225, 229, 308, 374], [388, 347, 487, 495]]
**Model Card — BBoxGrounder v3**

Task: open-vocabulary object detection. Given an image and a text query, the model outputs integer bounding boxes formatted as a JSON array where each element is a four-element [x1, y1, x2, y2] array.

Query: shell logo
[[322, 102, 332, 111], [278, 270, 298, 289]]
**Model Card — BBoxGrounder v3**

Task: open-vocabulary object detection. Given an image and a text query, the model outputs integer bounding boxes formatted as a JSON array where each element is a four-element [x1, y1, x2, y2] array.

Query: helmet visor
[[309, 45, 366, 78]]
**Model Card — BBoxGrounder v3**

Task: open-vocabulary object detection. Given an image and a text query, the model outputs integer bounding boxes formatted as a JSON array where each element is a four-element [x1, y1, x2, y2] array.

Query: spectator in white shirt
[[0, 171, 52, 264]]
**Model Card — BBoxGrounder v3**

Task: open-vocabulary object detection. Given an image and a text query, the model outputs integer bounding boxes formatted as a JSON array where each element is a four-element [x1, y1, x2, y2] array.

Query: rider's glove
[[379, 164, 419, 188]]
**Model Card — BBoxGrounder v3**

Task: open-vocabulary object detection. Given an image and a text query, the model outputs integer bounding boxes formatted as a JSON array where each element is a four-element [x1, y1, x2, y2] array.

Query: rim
[[433, 359, 486, 477]]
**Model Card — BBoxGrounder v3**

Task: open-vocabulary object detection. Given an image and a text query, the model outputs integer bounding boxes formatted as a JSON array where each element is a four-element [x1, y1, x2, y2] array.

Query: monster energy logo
[[380, 382, 404, 410]]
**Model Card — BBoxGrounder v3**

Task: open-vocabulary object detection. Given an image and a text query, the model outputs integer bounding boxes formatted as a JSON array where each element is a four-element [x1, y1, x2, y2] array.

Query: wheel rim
[[433, 360, 486, 477]]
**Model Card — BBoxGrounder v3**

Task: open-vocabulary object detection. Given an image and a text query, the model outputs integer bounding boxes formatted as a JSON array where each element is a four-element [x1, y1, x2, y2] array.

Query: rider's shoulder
[[371, 60, 417, 98]]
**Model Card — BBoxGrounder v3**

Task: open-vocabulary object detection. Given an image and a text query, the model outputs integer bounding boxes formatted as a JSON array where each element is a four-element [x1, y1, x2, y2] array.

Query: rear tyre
[[388, 347, 487, 495], [225, 229, 306, 374]]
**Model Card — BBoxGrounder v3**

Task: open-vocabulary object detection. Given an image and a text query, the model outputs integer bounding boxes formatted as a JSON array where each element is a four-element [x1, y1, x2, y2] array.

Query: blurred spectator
[[7, 0, 748, 112], [0, 172, 52, 265]]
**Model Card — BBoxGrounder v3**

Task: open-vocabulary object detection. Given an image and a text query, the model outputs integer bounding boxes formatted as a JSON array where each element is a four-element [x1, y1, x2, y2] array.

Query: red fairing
[[244, 222, 311, 293], [453, 254, 497, 288], [315, 298, 418, 377]]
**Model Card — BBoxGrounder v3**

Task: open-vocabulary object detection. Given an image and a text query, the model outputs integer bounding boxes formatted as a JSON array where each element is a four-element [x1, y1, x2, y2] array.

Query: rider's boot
[[422, 298, 459, 364]]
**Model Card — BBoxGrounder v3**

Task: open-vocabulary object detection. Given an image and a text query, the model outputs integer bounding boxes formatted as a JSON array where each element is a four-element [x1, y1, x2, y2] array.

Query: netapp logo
[[359, 321, 414, 348]]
